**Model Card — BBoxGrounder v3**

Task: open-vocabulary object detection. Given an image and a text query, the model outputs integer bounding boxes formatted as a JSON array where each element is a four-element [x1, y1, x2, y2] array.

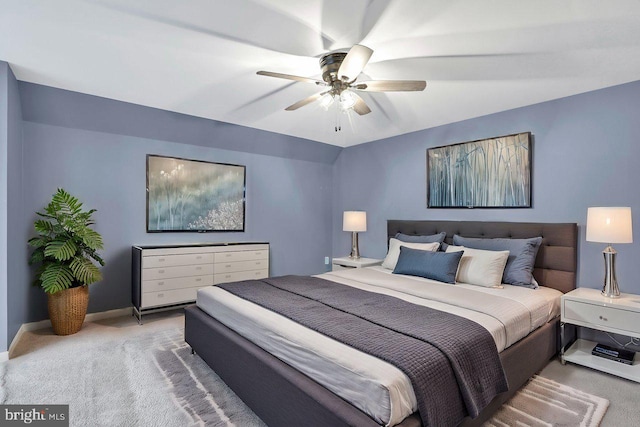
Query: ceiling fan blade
[[338, 44, 374, 81], [351, 93, 372, 115], [285, 91, 331, 111], [257, 71, 325, 85], [353, 80, 427, 92]]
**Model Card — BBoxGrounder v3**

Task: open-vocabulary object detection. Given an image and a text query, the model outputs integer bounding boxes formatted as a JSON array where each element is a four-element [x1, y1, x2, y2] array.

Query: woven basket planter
[[48, 285, 89, 336]]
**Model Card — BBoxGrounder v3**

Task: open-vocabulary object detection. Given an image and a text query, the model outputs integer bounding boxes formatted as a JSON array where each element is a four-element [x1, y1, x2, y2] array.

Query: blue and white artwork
[[427, 132, 531, 208], [147, 155, 245, 232]]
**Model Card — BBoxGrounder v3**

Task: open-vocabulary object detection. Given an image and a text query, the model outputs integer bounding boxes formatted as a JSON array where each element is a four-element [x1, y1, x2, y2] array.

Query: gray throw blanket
[[217, 275, 507, 426]]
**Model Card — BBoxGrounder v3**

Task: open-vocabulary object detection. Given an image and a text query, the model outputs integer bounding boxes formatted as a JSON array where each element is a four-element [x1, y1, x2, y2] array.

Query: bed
[[185, 220, 577, 426]]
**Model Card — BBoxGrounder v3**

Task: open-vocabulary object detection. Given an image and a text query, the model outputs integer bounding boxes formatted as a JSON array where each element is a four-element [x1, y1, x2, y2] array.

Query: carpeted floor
[[1, 312, 633, 426]]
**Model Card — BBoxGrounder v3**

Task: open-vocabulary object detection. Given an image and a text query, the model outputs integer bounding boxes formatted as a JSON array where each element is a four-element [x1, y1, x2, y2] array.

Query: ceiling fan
[[256, 45, 426, 117]]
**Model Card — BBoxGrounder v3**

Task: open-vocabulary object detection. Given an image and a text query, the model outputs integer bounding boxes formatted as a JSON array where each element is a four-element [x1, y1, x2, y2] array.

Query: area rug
[[152, 328, 265, 426], [485, 375, 609, 427], [3, 321, 608, 427]]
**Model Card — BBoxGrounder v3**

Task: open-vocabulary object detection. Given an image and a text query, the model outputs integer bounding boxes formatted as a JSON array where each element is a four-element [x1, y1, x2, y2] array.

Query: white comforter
[[196, 266, 561, 426]]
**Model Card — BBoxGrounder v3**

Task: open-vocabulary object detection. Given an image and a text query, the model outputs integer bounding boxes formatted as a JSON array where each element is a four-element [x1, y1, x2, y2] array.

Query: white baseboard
[[85, 307, 132, 323], [0, 351, 8, 363], [8, 307, 133, 359]]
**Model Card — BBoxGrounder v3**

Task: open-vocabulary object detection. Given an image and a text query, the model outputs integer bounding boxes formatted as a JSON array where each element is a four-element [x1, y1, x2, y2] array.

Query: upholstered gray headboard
[[387, 220, 578, 293]]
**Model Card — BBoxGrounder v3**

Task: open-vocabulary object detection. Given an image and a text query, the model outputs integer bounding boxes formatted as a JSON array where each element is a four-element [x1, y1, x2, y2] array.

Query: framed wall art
[[146, 155, 246, 232], [427, 132, 532, 208]]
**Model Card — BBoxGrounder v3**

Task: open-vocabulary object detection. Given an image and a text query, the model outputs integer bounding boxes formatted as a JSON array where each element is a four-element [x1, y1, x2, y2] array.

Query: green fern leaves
[[39, 263, 75, 294], [44, 239, 77, 261], [28, 188, 105, 294]]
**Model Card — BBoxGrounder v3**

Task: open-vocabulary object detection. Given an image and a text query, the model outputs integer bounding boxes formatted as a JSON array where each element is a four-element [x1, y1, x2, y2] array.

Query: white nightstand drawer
[[215, 259, 268, 274], [142, 286, 201, 308], [214, 250, 268, 263], [143, 253, 214, 268], [142, 264, 214, 280], [564, 299, 640, 334], [142, 275, 213, 292], [214, 269, 269, 284]]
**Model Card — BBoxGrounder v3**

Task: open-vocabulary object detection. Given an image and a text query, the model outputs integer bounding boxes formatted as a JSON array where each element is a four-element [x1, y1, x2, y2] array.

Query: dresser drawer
[[563, 300, 640, 334], [142, 275, 213, 293], [215, 259, 268, 274], [214, 269, 269, 284], [214, 250, 268, 263], [142, 253, 214, 268], [142, 264, 214, 280], [142, 286, 201, 308]]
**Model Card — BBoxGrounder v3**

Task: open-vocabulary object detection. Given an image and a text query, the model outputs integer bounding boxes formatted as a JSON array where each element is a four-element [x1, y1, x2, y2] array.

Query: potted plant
[[28, 188, 105, 335]]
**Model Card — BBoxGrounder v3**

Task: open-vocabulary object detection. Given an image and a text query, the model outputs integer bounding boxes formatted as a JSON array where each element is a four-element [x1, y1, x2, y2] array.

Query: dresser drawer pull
[[158, 270, 165, 274], [196, 256, 202, 259], [195, 266, 202, 270], [158, 258, 165, 262], [225, 254, 232, 257], [255, 272, 261, 275], [225, 275, 231, 279], [599, 315, 608, 321], [226, 264, 232, 268], [157, 293, 164, 298], [255, 262, 261, 265], [195, 278, 202, 282], [157, 281, 165, 286]]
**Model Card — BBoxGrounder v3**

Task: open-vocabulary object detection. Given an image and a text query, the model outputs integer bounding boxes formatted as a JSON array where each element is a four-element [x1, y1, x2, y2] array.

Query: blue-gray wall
[[0, 62, 9, 353], [333, 80, 640, 295], [6, 62, 25, 350], [8, 82, 338, 344], [0, 61, 22, 353]]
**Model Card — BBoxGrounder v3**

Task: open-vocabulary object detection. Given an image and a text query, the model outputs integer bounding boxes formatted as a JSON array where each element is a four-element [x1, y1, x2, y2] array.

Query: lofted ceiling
[[2, 1, 640, 147]]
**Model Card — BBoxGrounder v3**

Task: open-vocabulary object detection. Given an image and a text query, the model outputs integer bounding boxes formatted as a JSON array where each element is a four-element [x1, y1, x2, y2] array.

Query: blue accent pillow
[[452, 235, 543, 288], [395, 231, 446, 244], [393, 246, 463, 284]]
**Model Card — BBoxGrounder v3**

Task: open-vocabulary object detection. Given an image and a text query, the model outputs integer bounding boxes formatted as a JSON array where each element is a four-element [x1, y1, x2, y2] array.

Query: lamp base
[[349, 232, 361, 259], [601, 245, 620, 298]]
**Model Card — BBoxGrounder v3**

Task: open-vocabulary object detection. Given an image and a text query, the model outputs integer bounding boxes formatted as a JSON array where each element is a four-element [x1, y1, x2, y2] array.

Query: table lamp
[[343, 211, 366, 259], [586, 207, 633, 298]]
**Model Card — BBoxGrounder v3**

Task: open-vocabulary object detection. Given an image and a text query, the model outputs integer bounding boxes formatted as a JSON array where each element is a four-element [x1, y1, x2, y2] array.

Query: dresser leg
[[133, 307, 143, 325]]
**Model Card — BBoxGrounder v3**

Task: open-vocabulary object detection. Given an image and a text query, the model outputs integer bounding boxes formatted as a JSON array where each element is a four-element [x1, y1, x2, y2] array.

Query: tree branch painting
[[147, 155, 246, 232], [427, 132, 531, 208]]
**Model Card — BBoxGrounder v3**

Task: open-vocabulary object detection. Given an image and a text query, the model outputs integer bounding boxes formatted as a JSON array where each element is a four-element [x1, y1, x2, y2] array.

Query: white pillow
[[445, 245, 509, 288], [382, 239, 440, 270]]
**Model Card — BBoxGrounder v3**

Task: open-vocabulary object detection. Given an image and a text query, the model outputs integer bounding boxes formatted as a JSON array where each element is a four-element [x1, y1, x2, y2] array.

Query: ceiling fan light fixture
[[319, 93, 334, 110], [257, 43, 426, 118], [339, 90, 356, 110]]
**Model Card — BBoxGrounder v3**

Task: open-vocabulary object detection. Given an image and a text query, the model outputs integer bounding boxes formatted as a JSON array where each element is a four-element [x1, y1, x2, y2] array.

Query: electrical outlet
[[324, 256, 330, 265]]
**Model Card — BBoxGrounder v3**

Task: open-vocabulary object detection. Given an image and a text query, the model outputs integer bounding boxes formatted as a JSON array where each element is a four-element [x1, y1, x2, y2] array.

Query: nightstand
[[331, 257, 383, 271], [561, 288, 640, 382]]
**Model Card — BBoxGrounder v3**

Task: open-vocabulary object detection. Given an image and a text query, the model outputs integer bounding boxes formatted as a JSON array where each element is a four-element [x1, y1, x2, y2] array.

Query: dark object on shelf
[[592, 343, 635, 365]]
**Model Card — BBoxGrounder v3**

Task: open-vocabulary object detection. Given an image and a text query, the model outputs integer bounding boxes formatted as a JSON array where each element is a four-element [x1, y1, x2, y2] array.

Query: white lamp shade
[[343, 211, 367, 232], [586, 207, 633, 244]]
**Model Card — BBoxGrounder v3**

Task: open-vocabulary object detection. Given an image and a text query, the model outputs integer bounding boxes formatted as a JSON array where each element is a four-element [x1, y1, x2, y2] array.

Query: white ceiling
[[2, 1, 640, 147]]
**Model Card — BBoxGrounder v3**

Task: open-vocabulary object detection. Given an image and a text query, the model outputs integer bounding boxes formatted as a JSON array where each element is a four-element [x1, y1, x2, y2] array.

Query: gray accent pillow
[[452, 235, 543, 288], [393, 246, 463, 284], [395, 231, 446, 244]]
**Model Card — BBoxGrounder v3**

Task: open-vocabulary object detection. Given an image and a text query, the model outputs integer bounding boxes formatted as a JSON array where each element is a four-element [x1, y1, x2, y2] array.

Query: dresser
[[132, 242, 269, 322]]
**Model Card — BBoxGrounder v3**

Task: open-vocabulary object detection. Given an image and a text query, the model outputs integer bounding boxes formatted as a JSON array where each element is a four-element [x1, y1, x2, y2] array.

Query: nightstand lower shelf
[[564, 338, 640, 382]]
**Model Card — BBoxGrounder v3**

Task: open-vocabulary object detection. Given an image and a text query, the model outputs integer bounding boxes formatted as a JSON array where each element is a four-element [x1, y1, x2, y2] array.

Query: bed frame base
[[185, 305, 558, 427]]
